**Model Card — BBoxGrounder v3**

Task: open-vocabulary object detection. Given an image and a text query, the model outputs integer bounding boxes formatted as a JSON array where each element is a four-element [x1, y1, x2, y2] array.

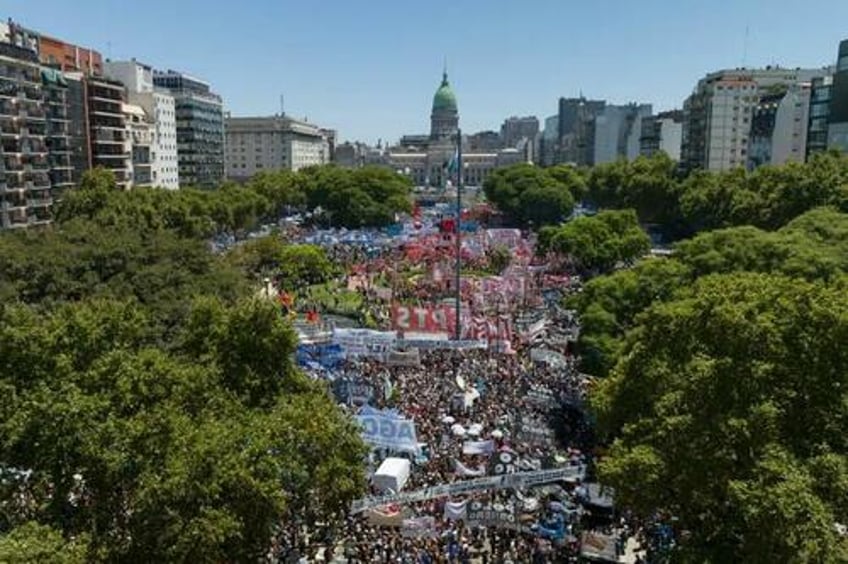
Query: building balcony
[[22, 110, 47, 122], [92, 128, 127, 143], [1, 200, 28, 212], [27, 197, 52, 208], [25, 177, 51, 190]]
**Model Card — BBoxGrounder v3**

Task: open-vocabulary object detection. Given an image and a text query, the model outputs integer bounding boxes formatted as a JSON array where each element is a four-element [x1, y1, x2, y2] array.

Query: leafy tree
[[301, 165, 412, 228], [483, 163, 575, 227], [573, 208, 848, 376], [228, 238, 337, 292], [0, 298, 365, 561], [591, 273, 848, 562], [569, 257, 692, 375], [546, 164, 589, 202], [0, 220, 248, 339], [587, 153, 681, 225], [539, 209, 650, 274], [0, 522, 88, 563], [246, 169, 307, 217]]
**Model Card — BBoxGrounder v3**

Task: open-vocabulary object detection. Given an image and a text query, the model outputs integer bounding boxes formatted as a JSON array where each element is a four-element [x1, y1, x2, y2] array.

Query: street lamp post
[[454, 129, 463, 342]]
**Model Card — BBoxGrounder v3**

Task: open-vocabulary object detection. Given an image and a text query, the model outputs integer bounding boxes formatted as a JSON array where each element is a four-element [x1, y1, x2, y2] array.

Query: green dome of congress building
[[430, 71, 459, 142], [432, 72, 457, 113]]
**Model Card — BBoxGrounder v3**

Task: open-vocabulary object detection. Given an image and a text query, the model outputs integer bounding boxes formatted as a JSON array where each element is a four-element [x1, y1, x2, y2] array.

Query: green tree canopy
[[302, 165, 412, 228], [572, 207, 848, 376], [591, 273, 848, 562], [587, 153, 681, 225], [226, 237, 336, 291], [483, 163, 575, 227], [0, 298, 365, 561], [538, 209, 650, 274]]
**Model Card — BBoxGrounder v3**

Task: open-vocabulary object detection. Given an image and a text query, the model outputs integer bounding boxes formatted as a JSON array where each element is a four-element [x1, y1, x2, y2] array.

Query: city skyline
[[5, 0, 848, 143]]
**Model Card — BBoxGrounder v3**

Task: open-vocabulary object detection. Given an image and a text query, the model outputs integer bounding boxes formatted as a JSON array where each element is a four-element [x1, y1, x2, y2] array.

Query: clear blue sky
[[6, 0, 848, 143]]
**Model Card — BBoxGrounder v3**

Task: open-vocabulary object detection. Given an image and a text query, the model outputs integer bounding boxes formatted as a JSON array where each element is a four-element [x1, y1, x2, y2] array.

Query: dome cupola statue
[[432, 71, 458, 113], [430, 69, 459, 142]]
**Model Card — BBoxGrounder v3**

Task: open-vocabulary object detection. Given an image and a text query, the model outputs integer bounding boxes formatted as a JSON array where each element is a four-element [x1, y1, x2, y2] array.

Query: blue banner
[[296, 343, 344, 370], [333, 377, 375, 405], [356, 409, 419, 453]]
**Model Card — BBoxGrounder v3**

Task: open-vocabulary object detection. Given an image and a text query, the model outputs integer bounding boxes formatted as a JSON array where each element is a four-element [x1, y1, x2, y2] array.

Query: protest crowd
[[267, 204, 657, 563]]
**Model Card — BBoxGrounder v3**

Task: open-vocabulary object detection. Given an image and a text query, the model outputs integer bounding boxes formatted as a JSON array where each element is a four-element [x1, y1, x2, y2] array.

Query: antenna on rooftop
[[280, 94, 285, 117]]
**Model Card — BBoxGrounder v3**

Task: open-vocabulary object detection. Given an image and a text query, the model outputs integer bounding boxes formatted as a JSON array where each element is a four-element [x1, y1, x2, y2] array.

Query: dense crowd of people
[[266, 215, 650, 563]]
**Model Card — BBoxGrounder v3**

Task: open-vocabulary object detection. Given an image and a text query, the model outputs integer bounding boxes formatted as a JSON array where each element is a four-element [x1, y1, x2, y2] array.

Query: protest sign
[[356, 411, 420, 454], [333, 378, 374, 405], [332, 328, 396, 359], [462, 439, 495, 456], [443, 500, 468, 521], [386, 349, 421, 367], [392, 305, 456, 334], [489, 450, 518, 476], [350, 466, 585, 513], [295, 343, 344, 370], [401, 516, 437, 538], [465, 501, 517, 529], [517, 415, 557, 447]]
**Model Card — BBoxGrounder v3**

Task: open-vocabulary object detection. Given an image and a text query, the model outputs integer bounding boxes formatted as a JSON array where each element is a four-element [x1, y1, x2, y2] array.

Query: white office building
[[103, 60, 179, 189], [225, 115, 332, 179]]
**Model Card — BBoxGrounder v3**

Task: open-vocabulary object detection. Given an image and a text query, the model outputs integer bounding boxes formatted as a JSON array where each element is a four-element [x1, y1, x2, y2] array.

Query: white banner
[[333, 328, 396, 358], [395, 339, 488, 350], [462, 439, 495, 455], [351, 466, 586, 513], [454, 459, 487, 477], [386, 349, 421, 367], [443, 500, 468, 521]]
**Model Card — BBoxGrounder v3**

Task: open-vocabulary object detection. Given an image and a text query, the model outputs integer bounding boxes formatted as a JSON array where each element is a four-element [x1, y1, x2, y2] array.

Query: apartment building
[[682, 66, 831, 171], [104, 60, 179, 189], [86, 75, 130, 189], [224, 115, 331, 180], [639, 110, 683, 160], [0, 38, 53, 227]]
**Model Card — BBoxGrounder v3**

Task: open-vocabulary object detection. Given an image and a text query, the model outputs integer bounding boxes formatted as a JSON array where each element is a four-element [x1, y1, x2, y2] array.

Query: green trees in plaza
[[538, 209, 651, 274], [483, 163, 575, 227], [571, 207, 848, 377], [484, 151, 848, 237], [0, 166, 371, 561], [591, 273, 848, 562]]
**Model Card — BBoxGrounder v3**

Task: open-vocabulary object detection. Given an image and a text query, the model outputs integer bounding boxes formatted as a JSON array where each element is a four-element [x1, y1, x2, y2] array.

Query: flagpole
[[455, 129, 462, 341]]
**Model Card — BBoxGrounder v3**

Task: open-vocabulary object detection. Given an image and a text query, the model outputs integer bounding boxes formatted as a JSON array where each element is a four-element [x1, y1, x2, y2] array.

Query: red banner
[[392, 305, 457, 334]]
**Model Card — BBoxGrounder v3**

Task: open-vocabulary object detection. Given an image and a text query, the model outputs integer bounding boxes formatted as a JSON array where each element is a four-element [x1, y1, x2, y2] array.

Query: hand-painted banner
[[356, 412, 419, 454], [350, 466, 586, 513]]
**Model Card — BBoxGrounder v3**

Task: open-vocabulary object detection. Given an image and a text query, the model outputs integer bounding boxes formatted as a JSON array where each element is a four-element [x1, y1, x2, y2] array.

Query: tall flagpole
[[454, 129, 462, 341]]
